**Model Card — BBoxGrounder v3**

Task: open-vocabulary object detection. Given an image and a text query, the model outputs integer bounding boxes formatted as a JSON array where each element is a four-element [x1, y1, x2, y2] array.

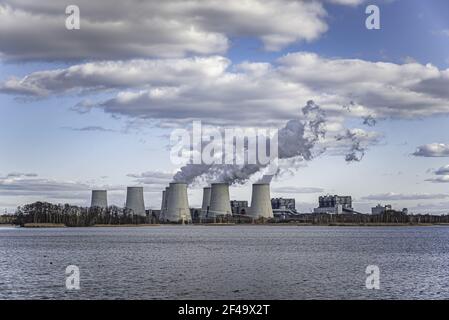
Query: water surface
[[1, 225, 448, 299]]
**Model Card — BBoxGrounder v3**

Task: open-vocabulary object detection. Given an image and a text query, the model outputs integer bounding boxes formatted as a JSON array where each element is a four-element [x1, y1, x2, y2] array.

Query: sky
[[1, 0, 449, 214]]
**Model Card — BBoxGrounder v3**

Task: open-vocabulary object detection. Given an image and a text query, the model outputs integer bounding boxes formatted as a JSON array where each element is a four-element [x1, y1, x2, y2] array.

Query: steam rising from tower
[[173, 100, 326, 186]]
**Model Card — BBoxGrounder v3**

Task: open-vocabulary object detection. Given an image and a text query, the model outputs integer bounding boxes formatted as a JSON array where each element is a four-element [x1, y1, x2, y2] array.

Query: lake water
[[1, 225, 449, 300]]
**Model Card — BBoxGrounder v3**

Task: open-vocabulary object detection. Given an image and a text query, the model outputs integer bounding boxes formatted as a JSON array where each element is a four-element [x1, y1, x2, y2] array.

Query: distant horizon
[[2, 192, 448, 217]]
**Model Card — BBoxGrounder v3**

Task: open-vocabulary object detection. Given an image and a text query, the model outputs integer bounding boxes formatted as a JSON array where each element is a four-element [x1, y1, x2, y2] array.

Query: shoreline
[[11, 222, 449, 228]]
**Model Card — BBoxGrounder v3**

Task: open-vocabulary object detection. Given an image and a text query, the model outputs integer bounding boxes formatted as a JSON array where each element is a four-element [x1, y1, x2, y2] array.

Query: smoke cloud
[[362, 115, 377, 127], [173, 100, 326, 185], [335, 129, 367, 162]]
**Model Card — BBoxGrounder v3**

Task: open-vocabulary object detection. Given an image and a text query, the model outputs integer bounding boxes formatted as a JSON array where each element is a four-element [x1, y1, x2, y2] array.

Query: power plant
[[125, 186, 146, 216], [88, 181, 280, 223], [90, 190, 108, 208], [249, 183, 273, 219], [166, 182, 191, 222], [201, 186, 211, 218], [208, 183, 232, 217]]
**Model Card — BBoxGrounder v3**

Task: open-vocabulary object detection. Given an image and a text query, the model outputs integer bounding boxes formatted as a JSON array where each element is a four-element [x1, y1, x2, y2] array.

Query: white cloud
[[326, 0, 364, 5], [425, 166, 449, 184], [0, 56, 230, 96], [0, 173, 125, 206], [0, 175, 89, 196], [62, 126, 115, 132], [272, 186, 324, 194], [0, 0, 363, 61], [424, 164, 449, 184], [426, 176, 449, 183], [435, 165, 449, 175], [4, 52, 449, 127], [362, 193, 449, 201], [127, 171, 173, 186], [413, 143, 449, 157]]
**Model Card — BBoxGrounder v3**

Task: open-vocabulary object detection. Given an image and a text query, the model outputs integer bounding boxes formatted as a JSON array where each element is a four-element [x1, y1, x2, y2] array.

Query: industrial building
[[230, 200, 248, 215], [160, 186, 170, 221], [249, 183, 274, 219], [125, 186, 146, 216], [271, 198, 295, 211], [372, 204, 408, 215], [271, 198, 298, 218], [165, 182, 191, 223], [190, 208, 202, 220], [372, 204, 392, 215], [90, 190, 108, 208], [314, 195, 353, 215], [208, 183, 233, 217], [201, 186, 211, 218], [160, 189, 166, 220]]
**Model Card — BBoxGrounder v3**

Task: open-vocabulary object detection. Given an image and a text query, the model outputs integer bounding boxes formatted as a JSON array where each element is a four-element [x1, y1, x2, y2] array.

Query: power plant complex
[[89, 181, 277, 223], [86, 183, 411, 224]]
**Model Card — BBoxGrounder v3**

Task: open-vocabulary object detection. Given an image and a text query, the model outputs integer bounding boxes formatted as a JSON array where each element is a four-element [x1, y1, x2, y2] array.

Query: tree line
[[14, 201, 152, 227]]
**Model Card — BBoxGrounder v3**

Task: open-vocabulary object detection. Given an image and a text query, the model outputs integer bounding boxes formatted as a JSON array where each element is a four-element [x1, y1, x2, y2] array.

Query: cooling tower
[[160, 190, 166, 220], [249, 183, 273, 219], [159, 186, 170, 221], [166, 183, 191, 222], [91, 190, 108, 208], [201, 187, 211, 217], [208, 183, 232, 217], [125, 186, 146, 216]]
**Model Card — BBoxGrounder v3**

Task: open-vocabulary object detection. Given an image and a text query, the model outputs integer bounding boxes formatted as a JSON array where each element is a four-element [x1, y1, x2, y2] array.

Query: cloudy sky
[[2, 0, 449, 213]]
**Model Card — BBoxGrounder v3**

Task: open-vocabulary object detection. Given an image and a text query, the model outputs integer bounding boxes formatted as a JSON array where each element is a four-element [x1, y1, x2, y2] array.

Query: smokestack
[[125, 186, 146, 216], [91, 190, 108, 208], [249, 183, 273, 219], [201, 187, 211, 218], [166, 182, 191, 222], [209, 183, 232, 217]]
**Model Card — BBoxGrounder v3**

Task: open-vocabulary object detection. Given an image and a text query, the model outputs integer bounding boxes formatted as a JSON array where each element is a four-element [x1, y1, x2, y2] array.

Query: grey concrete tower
[[160, 189, 166, 220], [201, 187, 211, 218], [249, 183, 273, 219], [160, 186, 170, 221], [125, 186, 146, 216], [166, 182, 191, 222], [91, 190, 108, 208], [208, 183, 232, 217]]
